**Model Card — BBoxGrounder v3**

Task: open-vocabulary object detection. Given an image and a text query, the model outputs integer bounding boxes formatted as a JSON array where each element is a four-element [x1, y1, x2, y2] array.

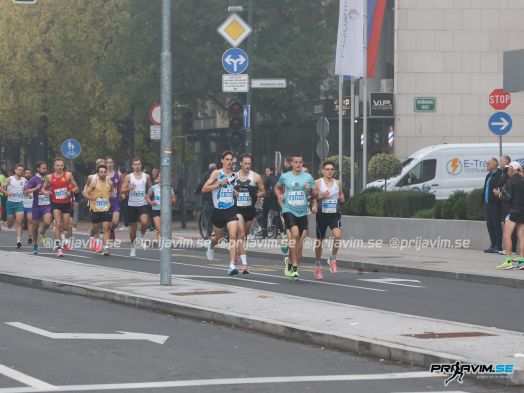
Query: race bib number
[[131, 190, 145, 199], [237, 192, 252, 207], [322, 200, 337, 213], [95, 198, 109, 210], [54, 188, 68, 200], [38, 194, 50, 206], [111, 189, 118, 198], [12, 191, 24, 201], [154, 191, 161, 204], [287, 191, 306, 206], [219, 191, 234, 204]]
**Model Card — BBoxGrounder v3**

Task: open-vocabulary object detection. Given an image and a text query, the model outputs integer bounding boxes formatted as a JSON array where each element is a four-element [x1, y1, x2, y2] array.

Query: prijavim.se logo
[[430, 361, 514, 386]]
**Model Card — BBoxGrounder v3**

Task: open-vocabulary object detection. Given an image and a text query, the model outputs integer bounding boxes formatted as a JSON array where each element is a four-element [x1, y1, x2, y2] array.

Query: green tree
[[368, 153, 402, 190]]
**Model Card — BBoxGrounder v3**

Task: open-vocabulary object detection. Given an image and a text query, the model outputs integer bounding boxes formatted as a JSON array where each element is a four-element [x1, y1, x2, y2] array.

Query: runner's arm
[[274, 183, 284, 208], [146, 187, 155, 205], [68, 173, 79, 194], [337, 180, 345, 203], [146, 174, 152, 190], [0, 177, 9, 194], [82, 181, 96, 201], [120, 175, 131, 194], [202, 170, 220, 193], [255, 174, 266, 199]]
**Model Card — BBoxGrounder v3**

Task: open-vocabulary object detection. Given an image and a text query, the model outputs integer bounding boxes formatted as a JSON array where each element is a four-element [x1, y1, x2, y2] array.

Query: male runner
[[311, 160, 345, 280], [234, 154, 265, 273], [85, 158, 106, 252], [25, 161, 52, 255], [202, 151, 239, 275], [44, 157, 79, 256], [22, 168, 34, 244], [83, 164, 113, 256], [0, 163, 26, 248], [275, 155, 317, 280], [147, 173, 176, 245], [106, 157, 122, 239], [121, 157, 152, 257]]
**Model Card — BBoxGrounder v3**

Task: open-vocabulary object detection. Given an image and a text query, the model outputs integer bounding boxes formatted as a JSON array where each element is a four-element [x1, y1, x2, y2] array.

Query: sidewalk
[[0, 250, 522, 386]]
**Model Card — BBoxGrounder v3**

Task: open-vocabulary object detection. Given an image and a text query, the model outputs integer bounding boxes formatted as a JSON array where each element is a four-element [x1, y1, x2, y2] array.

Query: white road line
[[0, 363, 54, 389], [0, 371, 438, 392], [391, 391, 469, 393], [174, 275, 279, 285], [37, 252, 93, 259]]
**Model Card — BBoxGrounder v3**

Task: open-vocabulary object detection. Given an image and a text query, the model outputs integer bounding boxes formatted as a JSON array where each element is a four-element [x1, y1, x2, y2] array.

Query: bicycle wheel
[[268, 209, 278, 239], [199, 211, 212, 239]]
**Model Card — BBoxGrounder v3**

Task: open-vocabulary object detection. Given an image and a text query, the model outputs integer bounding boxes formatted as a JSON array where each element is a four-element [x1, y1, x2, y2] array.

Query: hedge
[[365, 191, 435, 218]]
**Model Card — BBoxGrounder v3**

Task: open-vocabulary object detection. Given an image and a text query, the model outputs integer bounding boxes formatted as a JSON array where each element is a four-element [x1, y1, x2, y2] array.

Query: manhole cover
[[403, 331, 495, 339], [173, 290, 232, 296]]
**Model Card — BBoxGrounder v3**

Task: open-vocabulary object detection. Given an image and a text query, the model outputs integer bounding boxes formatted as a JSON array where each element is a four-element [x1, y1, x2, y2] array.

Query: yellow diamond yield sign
[[217, 13, 252, 47]]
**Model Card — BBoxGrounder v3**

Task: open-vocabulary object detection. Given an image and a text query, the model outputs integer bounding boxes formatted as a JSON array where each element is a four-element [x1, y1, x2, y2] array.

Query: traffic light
[[228, 97, 244, 151], [181, 109, 193, 134]]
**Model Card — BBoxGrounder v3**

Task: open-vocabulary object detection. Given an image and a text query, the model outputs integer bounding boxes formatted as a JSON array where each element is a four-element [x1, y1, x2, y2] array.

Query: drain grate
[[403, 331, 495, 339], [173, 290, 232, 296]]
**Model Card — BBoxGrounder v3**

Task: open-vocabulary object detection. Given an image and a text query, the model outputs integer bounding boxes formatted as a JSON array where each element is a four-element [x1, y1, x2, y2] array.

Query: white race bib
[[54, 188, 68, 200], [95, 198, 109, 210], [322, 200, 337, 213], [287, 191, 306, 206], [237, 192, 252, 207], [38, 194, 50, 206]]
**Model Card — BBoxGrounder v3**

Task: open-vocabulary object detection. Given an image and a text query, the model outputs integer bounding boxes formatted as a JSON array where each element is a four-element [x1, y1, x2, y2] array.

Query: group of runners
[[203, 151, 345, 280]]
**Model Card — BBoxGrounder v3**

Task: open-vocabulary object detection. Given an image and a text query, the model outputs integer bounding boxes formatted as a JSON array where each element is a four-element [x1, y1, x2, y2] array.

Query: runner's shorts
[[6, 201, 24, 215], [315, 213, 342, 239], [90, 211, 112, 224], [237, 206, 256, 222], [127, 205, 149, 223], [509, 211, 524, 224], [152, 210, 161, 218], [51, 202, 71, 215], [212, 207, 238, 229], [32, 205, 52, 221], [24, 207, 33, 214], [110, 197, 121, 213], [283, 212, 308, 235]]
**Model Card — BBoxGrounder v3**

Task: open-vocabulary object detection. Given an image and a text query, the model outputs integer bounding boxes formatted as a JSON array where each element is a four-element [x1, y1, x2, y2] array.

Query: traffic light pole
[[245, 0, 253, 154]]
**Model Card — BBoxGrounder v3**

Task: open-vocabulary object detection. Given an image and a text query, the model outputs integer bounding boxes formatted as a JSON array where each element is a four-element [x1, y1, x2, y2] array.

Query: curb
[[0, 272, 521, 387]]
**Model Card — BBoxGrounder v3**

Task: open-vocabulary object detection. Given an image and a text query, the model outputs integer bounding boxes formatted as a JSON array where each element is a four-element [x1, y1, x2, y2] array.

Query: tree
[[368, 153, 402, 190]]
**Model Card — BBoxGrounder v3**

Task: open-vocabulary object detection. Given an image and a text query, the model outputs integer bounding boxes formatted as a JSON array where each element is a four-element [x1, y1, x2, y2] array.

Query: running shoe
[[290, 270, 300, 280], [89, 237, 95, 252], [109, 228, 115, 241], [227, 267, 239, 276], [33, 245, 39, 255], [242, 265, 249, 274], [57, 248, 64, 257], [130, 247, 136, 257], [327, 257, 338, 274], [206, 243, 214, 260], [314, 266, 323, 280], [39, 233, 46, 245], [103, 246, 110, 256], [496, 259, 514, 270], [95, 240, 102, 253], [64, 243, 71, 251], [284, 256, 290, 277], [515, 261, 524, 270], [16, 241, 22, 249], [27, 237, 33, 245]]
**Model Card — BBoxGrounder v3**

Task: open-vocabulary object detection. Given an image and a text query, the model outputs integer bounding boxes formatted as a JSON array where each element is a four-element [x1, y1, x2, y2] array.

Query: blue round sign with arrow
[[222, 48, 249, 74], [61, 139, 81, 160], [488, 111, 512, 136]]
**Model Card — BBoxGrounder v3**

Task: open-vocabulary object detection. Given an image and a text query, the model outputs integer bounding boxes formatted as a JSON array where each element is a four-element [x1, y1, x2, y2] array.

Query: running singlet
[[149, 183, 174, 211], [128, 172, 147, 207], [109, 171, 121, 199], [50, 173, 71, 204], [7, 176, 26, 203], [212, 170, 236, 209], [27, 174, 50, 207], [277, 171, 315, 217], [318, 178, 340, 214], [235, 171, 257, 208], [90, 178, 111, 212], [23, 182, 33, 209]]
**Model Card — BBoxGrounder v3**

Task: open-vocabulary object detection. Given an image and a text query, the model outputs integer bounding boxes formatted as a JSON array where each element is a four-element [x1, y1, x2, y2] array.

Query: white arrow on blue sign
[[488, 111, 512, 136], [243, 105, 251, 129], [222, 48, 249, 74], [61, 139, 81, 160]]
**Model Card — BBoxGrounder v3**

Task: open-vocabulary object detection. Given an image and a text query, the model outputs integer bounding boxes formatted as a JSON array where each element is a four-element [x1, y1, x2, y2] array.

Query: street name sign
[[222, 74, 249, 92], [414, 97, 436, 112], [251, 78, 287, 89]]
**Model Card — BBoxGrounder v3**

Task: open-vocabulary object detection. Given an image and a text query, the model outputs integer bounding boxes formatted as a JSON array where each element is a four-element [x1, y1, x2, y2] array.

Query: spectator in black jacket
[[495, 155, 517, 254], [195, 163, 216, 230], [260, 167, 284, 238], [482, 157, 502, 253], [494, 161, 524, 269]]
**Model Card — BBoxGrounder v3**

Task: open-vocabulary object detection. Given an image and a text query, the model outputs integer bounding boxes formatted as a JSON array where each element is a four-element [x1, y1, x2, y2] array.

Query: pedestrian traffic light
[[228, 97, 244, 151], [229, 130, 244, 150], [181, 109, 193, 134]]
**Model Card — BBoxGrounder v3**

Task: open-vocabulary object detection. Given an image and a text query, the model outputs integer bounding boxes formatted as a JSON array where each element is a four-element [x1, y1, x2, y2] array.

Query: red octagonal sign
[[489, 88, 511, 110]]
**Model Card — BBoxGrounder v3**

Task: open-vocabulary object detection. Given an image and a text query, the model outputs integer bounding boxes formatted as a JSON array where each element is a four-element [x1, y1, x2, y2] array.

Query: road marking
[[0, 363, 54, 389], [0, 371, 438, 392], [6, 322, 169, 344], [358, 278, 425, 288], [391, 391, 468, 393], [175, 275, 279, 285], [37, 252, 93, 259]]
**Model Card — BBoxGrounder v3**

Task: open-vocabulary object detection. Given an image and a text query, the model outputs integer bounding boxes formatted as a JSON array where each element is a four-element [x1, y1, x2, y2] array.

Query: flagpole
[[338, 74, 343, 185], [362, 0, 368, 188], [350, 77, 355, 197]]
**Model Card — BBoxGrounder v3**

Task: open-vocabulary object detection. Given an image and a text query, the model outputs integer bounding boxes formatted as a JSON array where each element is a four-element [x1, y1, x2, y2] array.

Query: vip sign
[[370, 93, 394, 117]]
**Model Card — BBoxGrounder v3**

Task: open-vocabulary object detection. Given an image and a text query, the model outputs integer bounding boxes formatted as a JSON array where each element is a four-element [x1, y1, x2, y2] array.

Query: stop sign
[[489, 88, 511, 110]]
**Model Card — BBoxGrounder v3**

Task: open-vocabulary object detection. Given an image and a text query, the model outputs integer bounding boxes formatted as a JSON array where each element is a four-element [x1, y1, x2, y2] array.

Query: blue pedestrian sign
[[243, 105, 251, 129], [61, 139, 81, 160], [222, 48, 249, 74], [488, 112, 512, 136]]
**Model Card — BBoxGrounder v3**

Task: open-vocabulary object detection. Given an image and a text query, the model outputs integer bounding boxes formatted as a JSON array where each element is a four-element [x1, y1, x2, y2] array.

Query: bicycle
[[266, 207, 284, 239], [197, 208, 213, 239]]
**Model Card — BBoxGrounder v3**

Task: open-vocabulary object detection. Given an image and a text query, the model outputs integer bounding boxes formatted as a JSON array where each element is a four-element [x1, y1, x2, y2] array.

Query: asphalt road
[[0, 230, 522, 332], [0, 282, 516, 393]]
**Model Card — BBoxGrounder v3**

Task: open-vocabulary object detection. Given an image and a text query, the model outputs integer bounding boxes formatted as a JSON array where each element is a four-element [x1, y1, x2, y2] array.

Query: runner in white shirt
[[0, 163, 27, 248], [22, 168, 34, 245], [121, 157, 152, 256]]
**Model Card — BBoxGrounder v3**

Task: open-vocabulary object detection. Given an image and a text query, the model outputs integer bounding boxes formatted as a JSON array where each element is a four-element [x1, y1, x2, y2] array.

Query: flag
[[335, 0, 364, 78], [367, 0, 387, 79]]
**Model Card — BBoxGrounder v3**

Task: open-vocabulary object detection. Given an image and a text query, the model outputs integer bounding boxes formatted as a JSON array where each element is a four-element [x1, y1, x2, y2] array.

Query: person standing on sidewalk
[[275, 154, 317, 280], [311, 160, 345, 280], [495, 155, 517, 256], [0, 163, 27, 248], [121, 157, 152, 257], [202, 151, 239, 276], [494, 161, 524, 270], [234, 154, 265, 274], [482, 157, 503, 253]]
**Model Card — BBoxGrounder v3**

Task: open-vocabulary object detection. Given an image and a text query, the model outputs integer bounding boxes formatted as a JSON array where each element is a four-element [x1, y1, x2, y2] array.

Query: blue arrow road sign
[[222, 48, 249, 74], [61, 139, 81, 160], [243, 105, 251, 129], [488, 111, 512, 136]]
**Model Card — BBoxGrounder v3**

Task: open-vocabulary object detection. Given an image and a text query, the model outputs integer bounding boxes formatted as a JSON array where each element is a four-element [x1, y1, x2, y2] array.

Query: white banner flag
[[335, 0, 364, 78]]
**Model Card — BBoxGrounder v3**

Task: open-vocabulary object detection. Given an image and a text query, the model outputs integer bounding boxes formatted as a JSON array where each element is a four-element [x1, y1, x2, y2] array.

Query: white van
[[366, 143, 524, 200]]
